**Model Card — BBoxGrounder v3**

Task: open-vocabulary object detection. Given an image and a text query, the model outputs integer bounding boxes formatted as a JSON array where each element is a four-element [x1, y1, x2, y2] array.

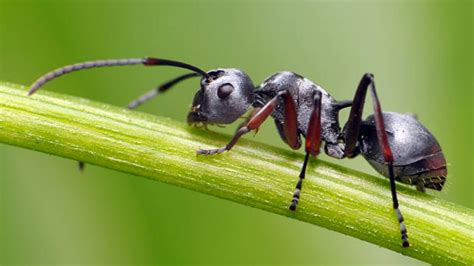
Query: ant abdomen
[[359, 112, 447, 192]]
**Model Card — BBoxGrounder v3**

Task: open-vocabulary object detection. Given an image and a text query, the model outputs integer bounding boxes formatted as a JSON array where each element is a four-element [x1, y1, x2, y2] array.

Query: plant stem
[[0, 82, 473, 265]]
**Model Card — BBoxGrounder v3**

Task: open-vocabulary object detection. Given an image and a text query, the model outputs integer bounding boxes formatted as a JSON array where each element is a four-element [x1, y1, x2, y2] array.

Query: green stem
[[0, 82, 473, 265]]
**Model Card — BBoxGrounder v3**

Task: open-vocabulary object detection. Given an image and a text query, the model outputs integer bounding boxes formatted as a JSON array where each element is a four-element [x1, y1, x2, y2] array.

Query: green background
[[0, 0, 472, 264]]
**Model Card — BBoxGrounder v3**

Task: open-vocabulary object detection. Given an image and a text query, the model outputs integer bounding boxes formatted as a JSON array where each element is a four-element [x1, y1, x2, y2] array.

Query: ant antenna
[[28, 57, 209, 95]]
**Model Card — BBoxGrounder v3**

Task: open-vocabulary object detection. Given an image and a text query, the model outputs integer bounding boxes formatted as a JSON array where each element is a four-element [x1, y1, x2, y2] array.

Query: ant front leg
[[197, 90, 296, 155], [77, 74, 200, 171], [343, 73, 409, 247], [290, 90, 322, 211]]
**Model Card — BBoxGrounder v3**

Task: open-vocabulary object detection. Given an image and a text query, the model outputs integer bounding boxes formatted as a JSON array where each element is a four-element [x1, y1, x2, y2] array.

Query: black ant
[[28, 57, 448, 248]]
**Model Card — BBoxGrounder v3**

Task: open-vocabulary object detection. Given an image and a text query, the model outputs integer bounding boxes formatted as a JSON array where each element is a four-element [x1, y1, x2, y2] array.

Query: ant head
[[187, 68, 254, 125]]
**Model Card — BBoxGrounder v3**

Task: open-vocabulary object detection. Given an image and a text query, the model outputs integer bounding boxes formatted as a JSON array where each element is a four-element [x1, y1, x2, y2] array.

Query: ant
[[28, 57, 448, 248]]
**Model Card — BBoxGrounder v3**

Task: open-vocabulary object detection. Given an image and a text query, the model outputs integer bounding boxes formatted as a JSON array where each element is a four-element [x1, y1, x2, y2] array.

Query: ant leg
[[197, 91, 295, 155], [127, 73, 199, 109], [416, 180, 426, 193], [28, 57, 208, 171], [343, 74, 371, 158], [77, 161, 85, 172], [281, 90, 301, 150], [343, 73, 409, 247], [236, 107, 261, 134], [290, 91, 322, 211], [76, 73, 200, 171]]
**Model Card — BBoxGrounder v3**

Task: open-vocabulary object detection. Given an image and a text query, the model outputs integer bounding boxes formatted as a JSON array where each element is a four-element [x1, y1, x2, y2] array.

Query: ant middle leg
[[289, 90, 322, 211]]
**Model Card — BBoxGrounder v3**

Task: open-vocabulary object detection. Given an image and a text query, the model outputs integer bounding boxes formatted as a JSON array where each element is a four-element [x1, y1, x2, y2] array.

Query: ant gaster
[[28, 57, 448, 248]]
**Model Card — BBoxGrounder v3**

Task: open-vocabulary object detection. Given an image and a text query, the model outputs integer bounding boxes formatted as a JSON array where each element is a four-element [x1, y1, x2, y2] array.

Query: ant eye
[[217, 83, 234, 99]]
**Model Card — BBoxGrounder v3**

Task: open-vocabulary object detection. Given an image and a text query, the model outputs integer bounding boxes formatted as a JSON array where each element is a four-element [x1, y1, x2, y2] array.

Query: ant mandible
[[28, 57, 448, 248]]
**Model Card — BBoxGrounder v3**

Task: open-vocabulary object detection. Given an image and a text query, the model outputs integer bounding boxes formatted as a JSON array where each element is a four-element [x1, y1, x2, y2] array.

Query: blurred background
[[0, 0, 472, 264]]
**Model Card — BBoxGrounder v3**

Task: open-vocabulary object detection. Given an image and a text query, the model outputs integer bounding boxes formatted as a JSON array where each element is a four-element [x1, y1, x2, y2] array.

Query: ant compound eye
[[217, 83, 234, 99]]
